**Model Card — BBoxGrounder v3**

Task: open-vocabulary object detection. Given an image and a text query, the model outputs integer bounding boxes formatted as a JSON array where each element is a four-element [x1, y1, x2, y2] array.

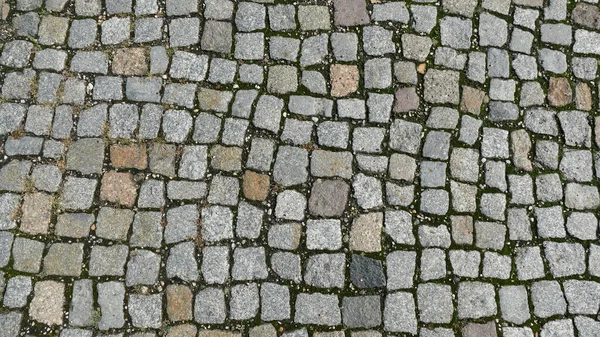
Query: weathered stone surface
[[100, 171, 137, 207], [548, 77, 572, 107], [333, 0, 370, 26], [110, 144, 147, 170], [29, 281, 65, 325], [573, 3, 600, 30], [0, 1, 595, 332], [112, 48, 147, 75], [309, 179, 350, 217], [330, 64, 359, 97]]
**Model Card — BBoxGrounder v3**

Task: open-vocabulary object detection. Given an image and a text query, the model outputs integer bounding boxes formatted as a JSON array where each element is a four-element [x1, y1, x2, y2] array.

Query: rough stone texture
[[309, 179, 350, 217], [424, 69, 460, 104], [100, 171, 137, 207], [29, 281, 65, 325], [333, 0, 370, 26], [0, 1, 595, 334], [330, 64, 359, 97], [296, 293, 341, 325], [548, 77, 572, 107]]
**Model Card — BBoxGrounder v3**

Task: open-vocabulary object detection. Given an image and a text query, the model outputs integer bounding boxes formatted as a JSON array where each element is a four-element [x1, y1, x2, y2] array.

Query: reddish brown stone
[[575, 82, 592, 111], [451, 215, 473, 245], [167, 324, 197, 337], [462, 322, 497, 337], [100, 171, 137, 207], [330, 64, 359, 97], [112, 48, 147, 75], [243, 171, 270, 201], [511, 129, 533, 172], [548, 77, 572, 107], [167, 285, 193, 322], [461, 86, 487, 115], [394, 87, 419, 112], [111, 144, 148, 170]]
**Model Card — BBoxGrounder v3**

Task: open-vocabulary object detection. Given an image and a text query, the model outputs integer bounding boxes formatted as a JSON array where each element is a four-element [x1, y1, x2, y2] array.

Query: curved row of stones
[[1, 0, 600, 336]]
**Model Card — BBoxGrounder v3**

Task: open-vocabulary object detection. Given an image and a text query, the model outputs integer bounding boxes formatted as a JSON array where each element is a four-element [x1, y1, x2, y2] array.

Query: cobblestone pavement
[[1, 0, 600, 336]]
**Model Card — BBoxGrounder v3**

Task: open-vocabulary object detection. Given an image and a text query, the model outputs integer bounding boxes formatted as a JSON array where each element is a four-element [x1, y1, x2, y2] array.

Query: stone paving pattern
[[0, 0, 599, 336]]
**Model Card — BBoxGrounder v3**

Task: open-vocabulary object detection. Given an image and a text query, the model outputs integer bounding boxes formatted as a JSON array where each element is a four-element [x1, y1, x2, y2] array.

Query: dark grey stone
[[350, 255, 386, 288]]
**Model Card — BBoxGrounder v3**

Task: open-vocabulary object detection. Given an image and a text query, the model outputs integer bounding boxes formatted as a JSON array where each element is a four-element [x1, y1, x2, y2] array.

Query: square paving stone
[[331, 32, 358, 61], [269, 36, 300, 62], [201, 246, 229, 284], [350, 255, 386, 289], [271, 252, 301, 282], [383, 292, 417, 334], [135, 17, 163, 43], [109, 103, 139, 138], [166, 0, 197, 16], [66, 138, 105, 175], [12, 237, 44, 273], [38, 16, 69, 45], [531, 280, 567, 318], [167, 242, 199, 282], [166, 285, 193, 322], [305, 253, 346, 288], [97, 281, 125, 329], [230, 283, 259, 320], [0, 40, 33, 68], [306, 219, 341, 250], [544, 241, 586, 277], [298, 5, 330, 30], [3, 276, 32, 308], [43, 243, 84, 276], [89, 245, 129, 276], [205, 0, 233, 20], [236, 2, 266, 31], [201, 205, 234, 242], [194, 288, 226, 324], [462, 322, 498, 337], [96, 207, 134, 241], [424, 69, 460, 104], [129, 294, 162, 328], [170, 18, 200, 47], [60, 177, 97, 210], [68, 19, 98, 49], [201, 20, 232, 53], [106, 0, 132, 13], [417, 283, 454, 323], [267, 65, 298, 94], [342, 296, 381, 328], [55, 213, 93, 238], [29, 280, 65, 326], [19, 192, 52, 235], [100, 171, 137, 207], [350, 212, 382, 252], [457, 282, 497, 319], [126, 250, 161, 286], [308, 179, 349, 217], [232, 247, 268, 281], [295, 293, 341, 326]]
